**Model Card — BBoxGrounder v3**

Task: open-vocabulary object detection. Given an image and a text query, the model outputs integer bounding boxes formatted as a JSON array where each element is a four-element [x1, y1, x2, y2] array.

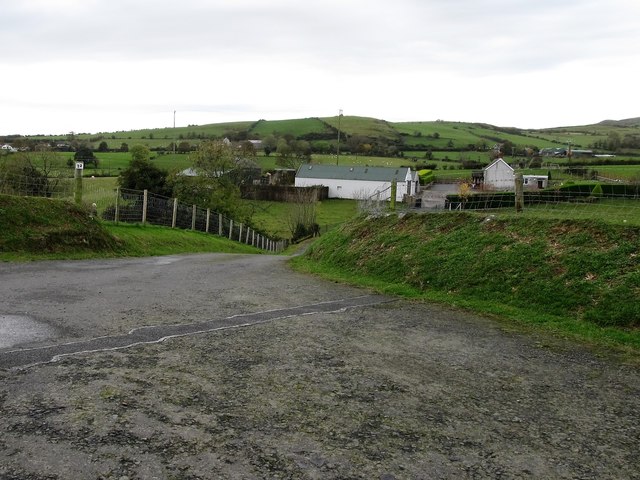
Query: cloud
[[1, 0, 638, 133]]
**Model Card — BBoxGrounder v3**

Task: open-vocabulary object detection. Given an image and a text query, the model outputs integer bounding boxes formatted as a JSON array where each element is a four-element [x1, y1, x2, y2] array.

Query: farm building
[[482, 158, 514, 190], [523, 175, 549, 189], [295, 165, 419, 202]]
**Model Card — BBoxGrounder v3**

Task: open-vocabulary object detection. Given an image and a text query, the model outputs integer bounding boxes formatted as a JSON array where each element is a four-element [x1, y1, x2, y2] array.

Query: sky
[[1, 0, 639, 135]]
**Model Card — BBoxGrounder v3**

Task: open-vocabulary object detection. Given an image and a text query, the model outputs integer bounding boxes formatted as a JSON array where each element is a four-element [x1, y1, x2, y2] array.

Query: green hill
[[12, 115, 640, 159]]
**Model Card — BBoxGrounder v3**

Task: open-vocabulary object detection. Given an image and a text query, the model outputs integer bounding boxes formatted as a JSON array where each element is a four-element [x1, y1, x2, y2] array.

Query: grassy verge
[[291, 212, 640, 357], [0, 195, 261, 261]]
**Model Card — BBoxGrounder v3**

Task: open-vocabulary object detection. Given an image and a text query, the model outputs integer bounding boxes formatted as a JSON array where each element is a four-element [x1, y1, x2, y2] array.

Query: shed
[[523, 175, 549, 190], [295, 165, 419, 202]]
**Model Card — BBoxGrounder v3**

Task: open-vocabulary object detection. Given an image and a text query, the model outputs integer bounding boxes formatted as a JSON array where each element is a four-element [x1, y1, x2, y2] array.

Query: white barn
[[295, 165, 419, 202], [483, 158, 514, 190]]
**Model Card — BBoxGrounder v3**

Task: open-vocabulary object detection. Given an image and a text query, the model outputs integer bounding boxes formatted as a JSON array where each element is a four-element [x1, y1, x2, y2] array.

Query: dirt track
[[1, 253, 639, 479]]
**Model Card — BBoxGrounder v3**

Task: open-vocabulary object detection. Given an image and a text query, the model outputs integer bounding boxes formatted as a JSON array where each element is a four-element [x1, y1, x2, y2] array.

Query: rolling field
[[16, 115, 640, 156]]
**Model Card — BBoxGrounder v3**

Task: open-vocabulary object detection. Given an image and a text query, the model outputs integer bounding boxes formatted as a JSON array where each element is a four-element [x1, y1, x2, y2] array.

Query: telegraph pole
[[336, 109, 343, 165], [173, 110, 176, 155]]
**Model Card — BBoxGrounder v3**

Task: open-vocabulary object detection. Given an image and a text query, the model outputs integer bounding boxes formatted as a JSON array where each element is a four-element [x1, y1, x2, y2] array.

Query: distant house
[[1, 144, 17, 153], [483, 158, 514, 190], [295, 165, 419, 202]]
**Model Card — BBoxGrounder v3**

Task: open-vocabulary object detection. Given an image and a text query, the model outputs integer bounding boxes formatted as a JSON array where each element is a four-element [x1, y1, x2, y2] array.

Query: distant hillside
[[11, 114, 640, 154], [597, 118, 640, 127]]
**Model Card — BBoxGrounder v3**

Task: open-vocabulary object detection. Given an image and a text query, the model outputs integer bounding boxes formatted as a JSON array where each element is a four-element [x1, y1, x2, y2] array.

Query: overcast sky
[[1, 0, 639, 135]]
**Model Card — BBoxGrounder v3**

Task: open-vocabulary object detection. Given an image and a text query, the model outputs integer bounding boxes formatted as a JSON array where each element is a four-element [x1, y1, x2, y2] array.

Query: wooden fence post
[[74, 162, 83, 205], [191, 205, 197, 230], [218, 214, 223, 236], [142, 189, 148, 225], [115, 187, 120, 224], [238, 223, 243, 243], [172, 198, 178, 228], [515, 173, 524, 213], [229, 219, 233, 240], [205, 208, 210, 233]]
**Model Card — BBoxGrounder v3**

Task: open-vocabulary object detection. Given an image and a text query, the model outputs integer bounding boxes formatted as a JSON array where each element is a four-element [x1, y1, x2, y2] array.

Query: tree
[[239, 141, 257, 159], [118, 146, 170, 195], [130, 144, 150, 163], [292, 140, 312, 160], [287, 188, 319, 242], [262, 135, 278, 156], [98, 141, 109, 152], [177, 141, 191, 153], [192, 140, 235, 176], [169, 140, 253, 222], [0, 150, 66, 197], [74, 145, 98, 168]]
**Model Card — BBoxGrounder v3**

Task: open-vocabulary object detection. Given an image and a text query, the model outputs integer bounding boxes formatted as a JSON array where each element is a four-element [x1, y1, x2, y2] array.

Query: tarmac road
[[1, 253, 639, 479], [0, 253, 373, 355]]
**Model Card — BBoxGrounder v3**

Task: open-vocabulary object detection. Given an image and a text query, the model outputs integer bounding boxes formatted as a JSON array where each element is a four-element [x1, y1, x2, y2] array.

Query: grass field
[[321, 115, 400, 140], [250, 118, 334, 138]]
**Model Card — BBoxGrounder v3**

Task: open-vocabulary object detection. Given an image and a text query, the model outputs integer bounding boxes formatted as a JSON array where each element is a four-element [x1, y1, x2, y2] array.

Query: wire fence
[[0, 172, 287, 253], [427, 185, 640, 226]]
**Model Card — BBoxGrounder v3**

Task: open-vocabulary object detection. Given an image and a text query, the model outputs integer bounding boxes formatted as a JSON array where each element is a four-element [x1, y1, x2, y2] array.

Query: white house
[[1, 144, 18, 153], [483, 158, 514, 190], [295, 165, 419, 202]]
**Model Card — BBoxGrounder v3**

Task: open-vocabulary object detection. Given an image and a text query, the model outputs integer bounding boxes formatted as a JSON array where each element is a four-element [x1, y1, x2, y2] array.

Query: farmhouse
[[482, 158, 514, 190], [295, 165, 419, 202]]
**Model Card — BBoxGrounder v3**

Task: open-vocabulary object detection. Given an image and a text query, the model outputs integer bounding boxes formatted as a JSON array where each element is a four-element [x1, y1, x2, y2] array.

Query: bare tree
[[0, 149, 68, 197], [287, 188, 318, 241]]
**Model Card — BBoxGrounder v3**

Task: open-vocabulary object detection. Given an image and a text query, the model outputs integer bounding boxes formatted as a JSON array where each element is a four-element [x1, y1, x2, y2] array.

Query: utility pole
[[173, 110, 176, 155], [336, 109, 343, 165]]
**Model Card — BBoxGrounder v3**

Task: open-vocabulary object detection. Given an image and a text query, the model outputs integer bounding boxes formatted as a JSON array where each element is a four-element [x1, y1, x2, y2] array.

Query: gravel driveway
[[0, 253, 638, 479]]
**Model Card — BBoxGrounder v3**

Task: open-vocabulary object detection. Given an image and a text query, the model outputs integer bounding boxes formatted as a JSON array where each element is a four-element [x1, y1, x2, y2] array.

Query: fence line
[[0, 173, 287, 253], [430, 188, 640, 225]]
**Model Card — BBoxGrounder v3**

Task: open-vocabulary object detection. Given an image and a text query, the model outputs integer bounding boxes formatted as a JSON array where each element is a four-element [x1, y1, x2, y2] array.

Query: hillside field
[[10, 115, 640, 159]]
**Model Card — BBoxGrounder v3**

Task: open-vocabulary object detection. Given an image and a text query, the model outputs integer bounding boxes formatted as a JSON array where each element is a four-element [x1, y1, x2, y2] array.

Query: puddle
[[0, 315, 57, 349]]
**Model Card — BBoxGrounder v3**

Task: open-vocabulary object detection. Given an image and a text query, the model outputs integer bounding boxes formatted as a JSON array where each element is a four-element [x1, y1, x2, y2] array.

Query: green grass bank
[[0, 195, 260, 261], [293, 212, 640, 354]]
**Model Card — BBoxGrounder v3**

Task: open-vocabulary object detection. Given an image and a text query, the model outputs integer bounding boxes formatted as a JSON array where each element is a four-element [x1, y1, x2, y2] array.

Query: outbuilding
[[483, 158, 514, 191], [295, 165, 419, 202], [523, 175, 549, 189]]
